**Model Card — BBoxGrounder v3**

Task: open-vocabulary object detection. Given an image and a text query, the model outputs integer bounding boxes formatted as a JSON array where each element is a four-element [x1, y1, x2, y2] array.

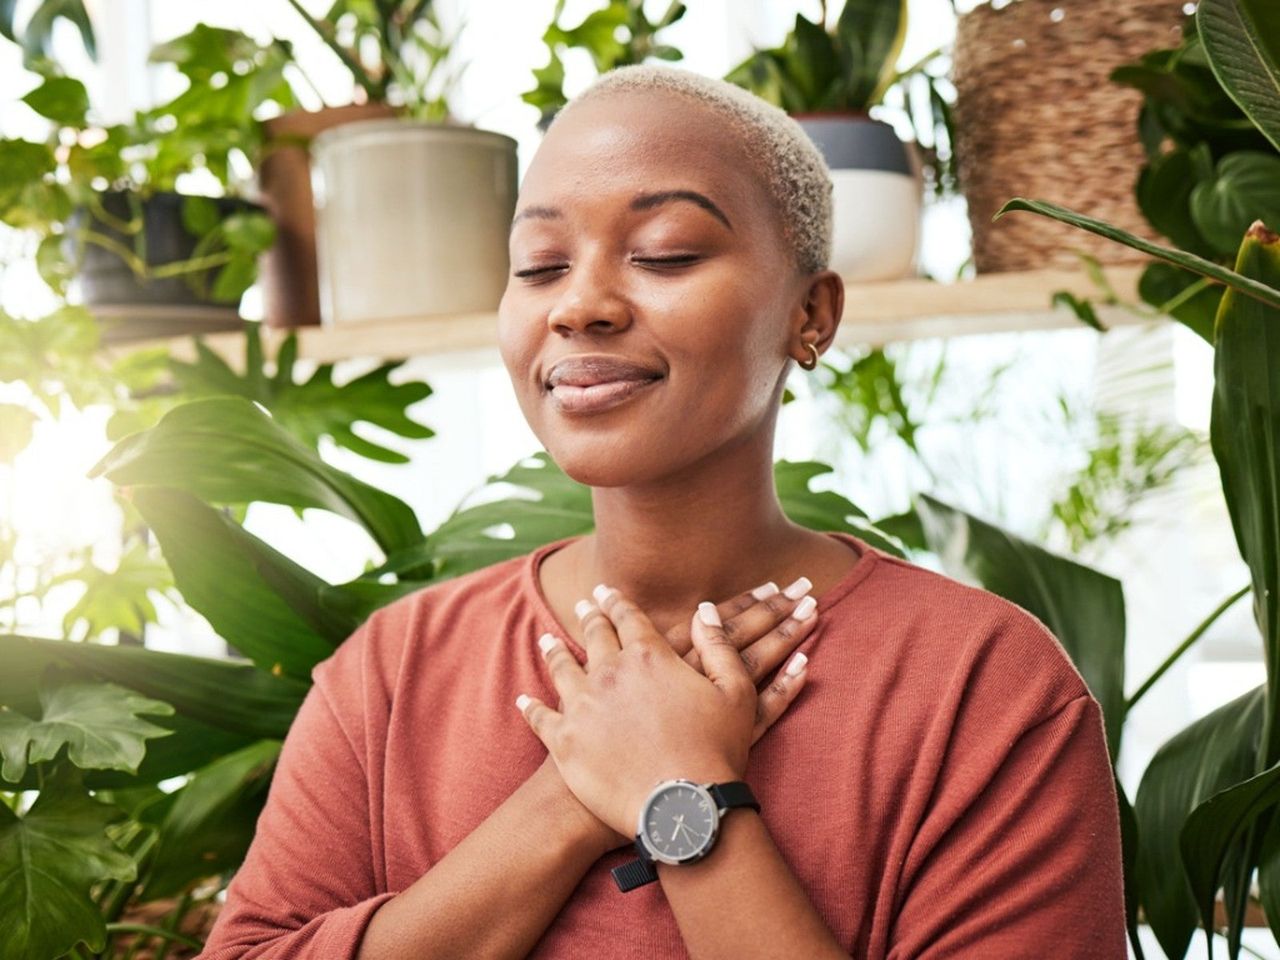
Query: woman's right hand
[[532, 581, 818, 856]]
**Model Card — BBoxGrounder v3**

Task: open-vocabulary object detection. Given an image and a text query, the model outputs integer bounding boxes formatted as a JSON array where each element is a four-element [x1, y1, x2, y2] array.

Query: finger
[[689, 602, 753, 700], [515, 692, 560, 745], [751, 652, 809, 744], [538, 632, 588, 699], [734, 594, 818, 686], [575, 596, 622, 665], [682, 578, 813, 674], [593, 584, 669, 654], [666, 581, 776, 657]]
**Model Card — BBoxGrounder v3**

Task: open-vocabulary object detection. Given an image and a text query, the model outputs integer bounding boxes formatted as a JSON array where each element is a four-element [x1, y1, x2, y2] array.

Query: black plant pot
[[67, 190, 261, 343]]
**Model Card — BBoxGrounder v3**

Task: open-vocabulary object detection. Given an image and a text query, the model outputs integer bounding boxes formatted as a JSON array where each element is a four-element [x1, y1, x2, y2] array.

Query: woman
[[200, 65, 1127, 959]]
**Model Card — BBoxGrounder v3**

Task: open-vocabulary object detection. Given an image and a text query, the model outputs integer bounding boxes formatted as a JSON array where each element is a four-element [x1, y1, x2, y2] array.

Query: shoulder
[[311, 549, 531, 693], [852, 548, 1094, 720]]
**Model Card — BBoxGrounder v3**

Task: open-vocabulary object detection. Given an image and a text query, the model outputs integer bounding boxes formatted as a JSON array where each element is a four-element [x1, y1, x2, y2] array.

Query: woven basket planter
[[951, 0, 1186, 273]]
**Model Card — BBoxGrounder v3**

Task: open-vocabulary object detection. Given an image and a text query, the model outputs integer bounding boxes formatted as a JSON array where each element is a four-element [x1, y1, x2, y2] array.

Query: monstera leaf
[[0, 764, 135, 960], [166, 323, 435, 464], [45, 538, 175, 640], [0, 670, 173, 783]]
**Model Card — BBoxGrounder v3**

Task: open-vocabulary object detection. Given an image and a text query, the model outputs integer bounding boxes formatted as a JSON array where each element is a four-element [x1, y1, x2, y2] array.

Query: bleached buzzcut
[[549, 63, 833, 277]]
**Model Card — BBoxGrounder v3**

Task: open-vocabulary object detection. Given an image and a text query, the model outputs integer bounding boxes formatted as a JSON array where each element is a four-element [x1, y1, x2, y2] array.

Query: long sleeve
[[885, 692, 1128, 959], [198, 642, 395, 959]]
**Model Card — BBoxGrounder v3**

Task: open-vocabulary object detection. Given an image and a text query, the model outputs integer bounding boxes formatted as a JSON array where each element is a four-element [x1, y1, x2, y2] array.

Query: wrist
[[525, 759, 616, 859]]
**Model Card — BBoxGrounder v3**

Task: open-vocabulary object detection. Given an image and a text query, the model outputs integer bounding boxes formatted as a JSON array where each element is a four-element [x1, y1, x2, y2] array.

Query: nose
[[545, 255, 633, 337]]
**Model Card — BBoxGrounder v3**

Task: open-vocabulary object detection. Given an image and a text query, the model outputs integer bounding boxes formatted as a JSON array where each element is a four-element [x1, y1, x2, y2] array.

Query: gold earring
[[798, 341, 820, 371]]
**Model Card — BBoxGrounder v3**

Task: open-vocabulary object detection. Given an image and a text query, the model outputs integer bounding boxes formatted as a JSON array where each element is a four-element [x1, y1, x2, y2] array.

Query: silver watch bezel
[[634, 778, 721, 867]]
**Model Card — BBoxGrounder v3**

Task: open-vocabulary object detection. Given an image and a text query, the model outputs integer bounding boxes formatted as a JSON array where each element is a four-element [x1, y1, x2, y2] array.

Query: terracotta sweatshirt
[[199, 531, 1128, 959]]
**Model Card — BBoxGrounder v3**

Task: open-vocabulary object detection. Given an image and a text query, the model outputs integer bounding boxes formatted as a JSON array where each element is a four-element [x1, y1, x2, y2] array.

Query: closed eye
[[513, 255, 701, 281]]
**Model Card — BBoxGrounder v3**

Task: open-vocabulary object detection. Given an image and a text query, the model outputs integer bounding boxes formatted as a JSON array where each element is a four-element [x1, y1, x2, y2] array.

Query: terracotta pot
[[257, 102, 400, 328]]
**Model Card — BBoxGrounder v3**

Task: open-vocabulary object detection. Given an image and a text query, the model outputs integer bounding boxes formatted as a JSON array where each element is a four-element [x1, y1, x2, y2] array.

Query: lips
[[545, 354, 664, 389]]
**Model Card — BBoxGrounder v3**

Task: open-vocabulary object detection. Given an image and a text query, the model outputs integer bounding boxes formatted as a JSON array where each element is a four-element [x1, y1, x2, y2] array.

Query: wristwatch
[[611, 778, 760, 892]]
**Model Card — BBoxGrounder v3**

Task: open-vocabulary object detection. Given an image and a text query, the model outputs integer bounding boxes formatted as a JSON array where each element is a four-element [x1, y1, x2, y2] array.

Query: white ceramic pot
[[311, 119, 518, 324], [794, 114, 922, 282]]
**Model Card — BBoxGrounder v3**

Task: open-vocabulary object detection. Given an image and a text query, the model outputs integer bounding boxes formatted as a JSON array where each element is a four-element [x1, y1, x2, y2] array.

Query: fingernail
[[697, 601, 721, 626], [751, 581, 779, 600], [782, 576, 812, 600], [785, 652, 808, 677], [538, 633, 557, 654], [574, 599, 594, 619], [592, 583, 613, 605], [516, 693, 531, 711], [791, 595, 816, 620]]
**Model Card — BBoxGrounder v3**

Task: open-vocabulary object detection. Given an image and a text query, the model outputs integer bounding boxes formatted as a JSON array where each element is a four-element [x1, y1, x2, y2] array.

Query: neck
[[569, 427, 813, 634]]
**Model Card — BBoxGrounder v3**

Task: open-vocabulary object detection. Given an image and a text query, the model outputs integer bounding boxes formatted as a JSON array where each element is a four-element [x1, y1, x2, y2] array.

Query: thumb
[[690, 602, 750, 697]]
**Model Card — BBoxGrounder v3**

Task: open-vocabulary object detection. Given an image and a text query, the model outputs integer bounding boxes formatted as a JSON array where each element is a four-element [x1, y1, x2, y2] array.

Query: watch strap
[[611, 847, 659, 891], [707, 780, 759, 814]]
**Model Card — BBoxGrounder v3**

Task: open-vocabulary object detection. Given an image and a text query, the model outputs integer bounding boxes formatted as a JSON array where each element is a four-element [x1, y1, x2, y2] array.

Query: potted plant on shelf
[[1110, 9, 1280, 344], [0, 24, 295, 342], [521, 0, 688, 132], [262, 0, 515, 329], [724, 0, 931, 283]]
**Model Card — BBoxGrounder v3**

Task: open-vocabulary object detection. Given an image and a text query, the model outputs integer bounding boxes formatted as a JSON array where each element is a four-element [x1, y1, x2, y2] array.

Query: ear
[[788, 270, 844, 365]]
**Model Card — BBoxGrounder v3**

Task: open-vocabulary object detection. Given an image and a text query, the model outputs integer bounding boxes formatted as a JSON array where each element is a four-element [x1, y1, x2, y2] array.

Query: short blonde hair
[[550, 63, 833, 276]]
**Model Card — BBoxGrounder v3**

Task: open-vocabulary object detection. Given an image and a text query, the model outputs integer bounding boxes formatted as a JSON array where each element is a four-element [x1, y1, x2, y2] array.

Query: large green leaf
[[913, 494, 1127, 756], [1181, 757, 1280, 954], [89, 395, 424, 557], [0, 763, 135, 960], [139, 738, 280, 900], [125, 487, 345, 678], [1190, 152, 1280, 255], [994, 198, 1280, 313], [0, 634, 307, 742], [1134, 685, 1264, 960], [1210, 224, 1280, 769], [1117, 779, 1147, 959], [1199, 0, 1280, 152], [0, 670, 173, 783], [836, 0, 907, 108], [45, 537, 174, 640], [774, 460, 906, 558]]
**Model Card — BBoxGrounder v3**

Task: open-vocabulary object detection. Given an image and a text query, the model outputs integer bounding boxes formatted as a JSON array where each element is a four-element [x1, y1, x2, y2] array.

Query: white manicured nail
[[574, 599, 594, 619], [592, 583, 613, 605], [751, 581, 779, 600], [785, 653, 808, 677], [791, 595, 816, 620], [698, 602, 721, 627], [538, 633, 557, 654], [783, 576, 812, 600], [516, 694, 531, 711]]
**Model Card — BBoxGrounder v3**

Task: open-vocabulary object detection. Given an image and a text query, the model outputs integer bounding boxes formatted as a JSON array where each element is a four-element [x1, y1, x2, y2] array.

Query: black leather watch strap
[[708, 780, 760, 813], [611, 850, 659, 891]]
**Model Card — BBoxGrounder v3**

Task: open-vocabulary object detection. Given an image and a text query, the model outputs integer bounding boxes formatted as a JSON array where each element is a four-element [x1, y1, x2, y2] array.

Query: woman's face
[[498, 90, 811, 488]]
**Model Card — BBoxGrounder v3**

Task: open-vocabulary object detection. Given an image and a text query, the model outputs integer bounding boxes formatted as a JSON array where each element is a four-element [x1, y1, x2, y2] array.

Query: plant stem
[[106, 923, 204, 951], [282, 0, 381, 102], [1125, 584, 1251, 713]]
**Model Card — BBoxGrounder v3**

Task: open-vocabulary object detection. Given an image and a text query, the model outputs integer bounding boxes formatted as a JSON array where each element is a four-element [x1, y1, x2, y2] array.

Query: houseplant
[[258, 0, 478, 328], [0, 24, 296, 340], [521, 0, 688, 132], [1110, 10, 1280, 343], [724, 0, 931, 282], [992, 0, 1280, 954], [0, 0, 95, 70]]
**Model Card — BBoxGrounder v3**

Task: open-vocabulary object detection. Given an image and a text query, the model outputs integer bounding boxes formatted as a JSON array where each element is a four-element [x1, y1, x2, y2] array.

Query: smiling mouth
[[547, 376, 663, 414]]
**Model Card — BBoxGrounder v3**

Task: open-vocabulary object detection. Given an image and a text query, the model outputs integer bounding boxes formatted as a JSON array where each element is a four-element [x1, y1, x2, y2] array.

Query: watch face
[[639, 780, 719, 865]]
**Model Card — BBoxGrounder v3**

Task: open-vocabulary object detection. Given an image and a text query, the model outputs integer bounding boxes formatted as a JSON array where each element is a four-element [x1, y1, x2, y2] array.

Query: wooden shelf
[[103, 264, 1153, 367]]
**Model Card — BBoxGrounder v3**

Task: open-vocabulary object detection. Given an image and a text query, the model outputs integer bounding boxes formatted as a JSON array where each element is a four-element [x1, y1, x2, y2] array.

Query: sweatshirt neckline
[[522, 529, 881, 657]]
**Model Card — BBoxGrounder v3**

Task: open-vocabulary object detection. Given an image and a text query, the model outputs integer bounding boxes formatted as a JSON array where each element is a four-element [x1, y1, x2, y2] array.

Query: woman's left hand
[[515, 584, 777, 840]]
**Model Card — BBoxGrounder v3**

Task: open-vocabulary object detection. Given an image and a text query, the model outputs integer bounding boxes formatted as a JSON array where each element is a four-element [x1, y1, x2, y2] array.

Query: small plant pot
[[67, 190, 259, 342], [310, 118, 518, 325], [793, 113, 922, 282], [257, 102, 401, 329]]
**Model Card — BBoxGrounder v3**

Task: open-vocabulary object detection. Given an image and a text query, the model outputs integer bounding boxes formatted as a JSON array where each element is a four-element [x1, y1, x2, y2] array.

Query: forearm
[[356, 761, 610, 960], [657, 810, 846, 960]]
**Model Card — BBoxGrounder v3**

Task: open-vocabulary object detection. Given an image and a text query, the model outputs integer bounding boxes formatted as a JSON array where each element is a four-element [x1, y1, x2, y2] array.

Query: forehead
[[516, 91, 768, 227]]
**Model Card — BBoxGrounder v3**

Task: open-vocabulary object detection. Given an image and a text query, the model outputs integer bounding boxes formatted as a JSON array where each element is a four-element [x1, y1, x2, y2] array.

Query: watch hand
[[670, 814, 684, 842]]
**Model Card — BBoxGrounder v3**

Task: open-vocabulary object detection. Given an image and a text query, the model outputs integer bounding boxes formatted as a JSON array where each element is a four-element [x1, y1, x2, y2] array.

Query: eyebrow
[[509, 189, 734, 234]]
